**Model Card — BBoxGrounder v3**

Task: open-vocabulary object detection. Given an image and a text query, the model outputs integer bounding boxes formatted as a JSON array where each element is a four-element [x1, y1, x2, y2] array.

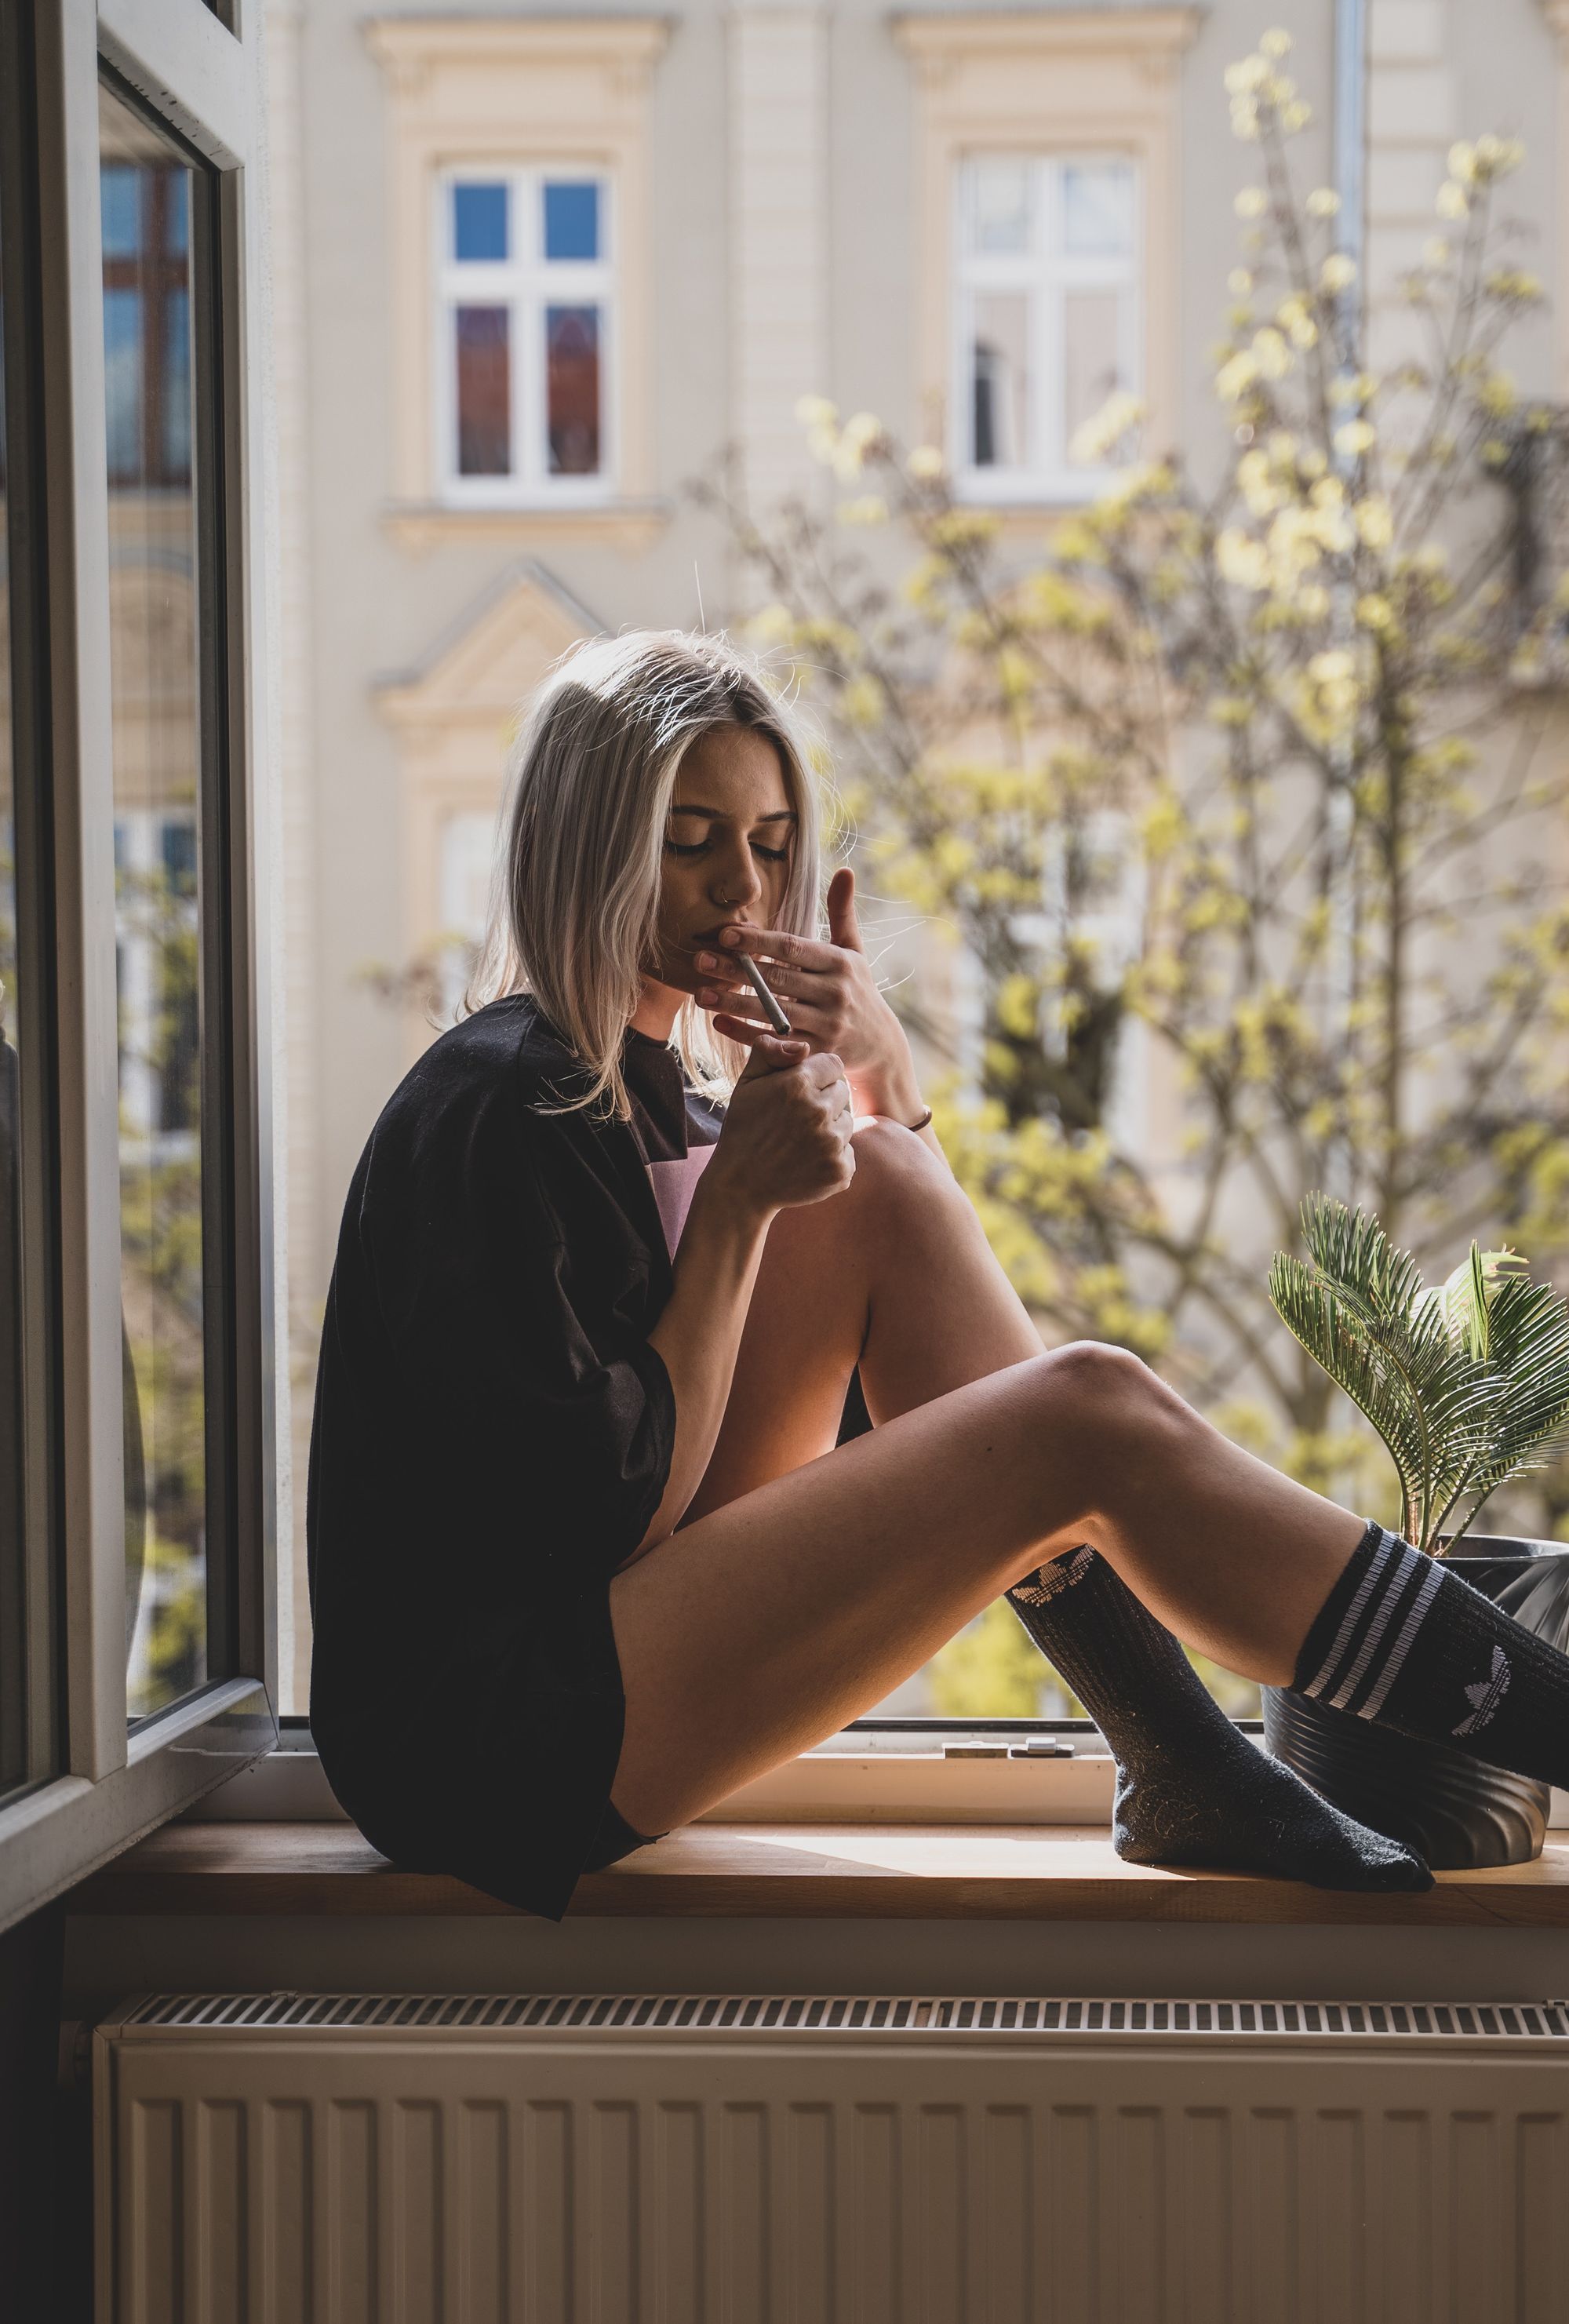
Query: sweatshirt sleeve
[[357, 1062, 676, 1585]]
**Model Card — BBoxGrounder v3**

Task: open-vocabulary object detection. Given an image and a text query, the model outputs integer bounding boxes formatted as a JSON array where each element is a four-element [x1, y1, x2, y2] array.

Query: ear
[[827, 866, 865, 954]]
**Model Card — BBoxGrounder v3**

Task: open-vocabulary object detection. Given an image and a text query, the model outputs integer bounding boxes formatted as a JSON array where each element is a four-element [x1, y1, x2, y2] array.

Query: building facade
[[265, 0, 1569, 1703]]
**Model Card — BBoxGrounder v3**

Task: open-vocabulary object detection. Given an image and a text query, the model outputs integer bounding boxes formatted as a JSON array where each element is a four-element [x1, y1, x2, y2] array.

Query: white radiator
[[96, 1991, 1569, 2324]]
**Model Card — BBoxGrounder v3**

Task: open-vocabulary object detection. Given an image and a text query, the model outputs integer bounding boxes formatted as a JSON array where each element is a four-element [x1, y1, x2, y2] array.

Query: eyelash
[[665, 836, 791, 863]]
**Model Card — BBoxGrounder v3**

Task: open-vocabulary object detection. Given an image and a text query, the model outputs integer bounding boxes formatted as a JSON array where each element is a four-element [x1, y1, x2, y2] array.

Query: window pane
[[543, 180, 599, 262], [1064, 287, 1124, 462], [965, 158, 1032, 256], [1063, 163, 1134, 257], [0, 94, 27, 1793], [453, 181, 508, 264], [970, 291, 1029, 468], [454, 305, 511, 475], [545, 303, 600, 475], [100, 84, 209, 1723]]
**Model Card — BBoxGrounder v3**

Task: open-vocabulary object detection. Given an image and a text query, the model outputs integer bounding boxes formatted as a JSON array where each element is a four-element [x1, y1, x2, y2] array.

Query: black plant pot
[[1262, 1537, 1569, 1870]]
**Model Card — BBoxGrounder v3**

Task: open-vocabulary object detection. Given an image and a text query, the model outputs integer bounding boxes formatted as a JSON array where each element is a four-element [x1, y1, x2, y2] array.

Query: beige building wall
[[266, 0, 1568, 1706]]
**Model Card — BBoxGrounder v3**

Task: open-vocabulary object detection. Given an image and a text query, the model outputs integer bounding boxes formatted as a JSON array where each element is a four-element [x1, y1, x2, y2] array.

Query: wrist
[[689, 1151, 776, 1241]]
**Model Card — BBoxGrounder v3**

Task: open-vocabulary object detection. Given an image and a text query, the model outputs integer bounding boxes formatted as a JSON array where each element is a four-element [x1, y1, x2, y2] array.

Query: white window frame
[[434, 164, 617, 508], [0, 0, 278, 1936], [951, 152, 1141, 505]]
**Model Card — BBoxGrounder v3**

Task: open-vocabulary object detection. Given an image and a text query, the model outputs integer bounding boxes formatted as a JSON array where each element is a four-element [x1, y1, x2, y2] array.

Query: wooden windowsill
[[67, 1822, 1569, 1926], [383, 499, 671, 555]]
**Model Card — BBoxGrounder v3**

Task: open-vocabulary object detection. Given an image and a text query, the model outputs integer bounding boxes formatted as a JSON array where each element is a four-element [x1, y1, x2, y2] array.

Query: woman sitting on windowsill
[[308, 630, 1569, 1918]]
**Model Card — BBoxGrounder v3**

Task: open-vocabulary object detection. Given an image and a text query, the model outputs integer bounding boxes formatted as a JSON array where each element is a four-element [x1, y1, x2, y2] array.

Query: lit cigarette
[[734, 951, 792, 1035]]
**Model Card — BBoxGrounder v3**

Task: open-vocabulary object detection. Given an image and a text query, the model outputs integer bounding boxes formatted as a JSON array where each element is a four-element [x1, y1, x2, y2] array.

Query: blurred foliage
[[701, 37, 1569, 1711]]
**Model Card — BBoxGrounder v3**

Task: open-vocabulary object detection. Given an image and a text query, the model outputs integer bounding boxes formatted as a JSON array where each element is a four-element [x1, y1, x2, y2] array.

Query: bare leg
[[610, 1128, 1366, 1836]]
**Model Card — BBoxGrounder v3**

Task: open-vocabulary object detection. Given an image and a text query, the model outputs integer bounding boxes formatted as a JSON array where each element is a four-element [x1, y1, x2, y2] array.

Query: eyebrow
[[668, 804, 799, 824]]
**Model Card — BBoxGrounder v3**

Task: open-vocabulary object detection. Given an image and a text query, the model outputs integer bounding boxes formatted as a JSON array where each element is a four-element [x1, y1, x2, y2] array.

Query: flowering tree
[[704, 35, 1569, 1546]]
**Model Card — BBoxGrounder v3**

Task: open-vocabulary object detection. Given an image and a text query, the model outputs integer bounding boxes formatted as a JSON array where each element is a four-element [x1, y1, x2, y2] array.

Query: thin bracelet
[[905, 1106, 934, 1133]]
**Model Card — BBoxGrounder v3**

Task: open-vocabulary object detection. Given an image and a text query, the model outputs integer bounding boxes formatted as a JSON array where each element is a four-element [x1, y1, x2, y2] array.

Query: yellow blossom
[[1334, 418, 1376, 457], [1306, 187, 1341, 219], [748, 602, 795, 645], [1477, 371, 1517, 418], [1225, 55, 1269, 96], [839, 494, 887, 526], [795, 394, 838, 428], [1216, 528, 1269, 592], [1354, 494, 1393, 548], [1216, 349, 1260, 403], [1231, 101, 1261, 142], [1282, 101, 1312, 133], [1234, 187, 1267, 220], [1320, 253, 1357, 294], [1356, 592, 1394, 631], [1447, 141, 1477, 185], [839, 674, 883, 727], [1424, 238, 1451, 268], [1436, 180, 1469, 220], [1229, 268, 1254, 296], [1260, 27, 1292, 57], [907, 444, 945, 481], [1251, 326, 1290, 380], [1068, 388, 1144, 466]]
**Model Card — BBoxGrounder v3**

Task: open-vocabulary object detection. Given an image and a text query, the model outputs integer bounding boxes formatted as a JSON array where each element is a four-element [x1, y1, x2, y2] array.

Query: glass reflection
[[100, 83, 208, 1721], [0, 100, 27, 1790]]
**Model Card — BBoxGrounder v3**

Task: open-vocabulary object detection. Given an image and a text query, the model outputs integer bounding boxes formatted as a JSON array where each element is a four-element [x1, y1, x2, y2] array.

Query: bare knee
[[845, 1116, 956, 1216], [1026, 1341, 1194, 1498]]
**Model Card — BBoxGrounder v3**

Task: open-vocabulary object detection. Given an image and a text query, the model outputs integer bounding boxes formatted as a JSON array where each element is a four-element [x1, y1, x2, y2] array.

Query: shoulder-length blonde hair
[[467, 628, 825, 1116]]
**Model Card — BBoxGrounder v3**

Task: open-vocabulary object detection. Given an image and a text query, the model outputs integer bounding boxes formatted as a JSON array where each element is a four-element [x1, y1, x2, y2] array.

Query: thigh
[[677, 1160, 876, 1524], [608, 1350, 1077, 1835]]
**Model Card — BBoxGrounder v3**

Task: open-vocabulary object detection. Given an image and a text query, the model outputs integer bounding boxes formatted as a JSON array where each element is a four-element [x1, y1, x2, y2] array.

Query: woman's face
[[645, 724, 797, 1000]]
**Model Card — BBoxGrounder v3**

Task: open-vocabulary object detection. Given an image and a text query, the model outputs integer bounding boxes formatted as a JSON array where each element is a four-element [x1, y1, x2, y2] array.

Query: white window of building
[[953, 156, 1139, 500], [436, 169, 615, 503]]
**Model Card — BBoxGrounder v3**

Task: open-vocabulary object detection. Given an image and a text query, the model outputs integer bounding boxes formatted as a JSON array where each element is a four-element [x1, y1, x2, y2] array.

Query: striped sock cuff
[[1297, 1523, 1443, 1718], [1012, 1544, 1096, 1607]]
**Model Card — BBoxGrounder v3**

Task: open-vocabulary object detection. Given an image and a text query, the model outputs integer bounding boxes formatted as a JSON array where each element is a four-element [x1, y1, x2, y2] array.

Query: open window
[[0, 0, 276, 1934]]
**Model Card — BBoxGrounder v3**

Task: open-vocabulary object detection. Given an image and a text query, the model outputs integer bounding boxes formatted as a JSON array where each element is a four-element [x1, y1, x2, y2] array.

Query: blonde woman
[[309, 631, 1569, 1917]]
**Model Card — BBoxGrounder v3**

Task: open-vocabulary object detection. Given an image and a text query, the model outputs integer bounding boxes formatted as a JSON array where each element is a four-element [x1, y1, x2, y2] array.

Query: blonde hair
[[467, 628, 825, 1116]]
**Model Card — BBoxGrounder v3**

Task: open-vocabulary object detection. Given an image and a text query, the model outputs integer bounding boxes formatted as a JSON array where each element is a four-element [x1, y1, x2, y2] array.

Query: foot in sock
[[1010, 1547, 1432, 1892], [1294, 1520, 1569, 1790]]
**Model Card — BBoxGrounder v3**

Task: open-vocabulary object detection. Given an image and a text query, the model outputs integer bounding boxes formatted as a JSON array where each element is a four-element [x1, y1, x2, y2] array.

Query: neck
[[630, 978, 684, 1043]]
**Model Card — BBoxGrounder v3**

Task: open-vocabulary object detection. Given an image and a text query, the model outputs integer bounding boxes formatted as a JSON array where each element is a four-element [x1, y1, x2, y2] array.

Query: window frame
[[951, 152, 1142, 505], [0, 0, 277, 1936], [434, 162, 617, 508]]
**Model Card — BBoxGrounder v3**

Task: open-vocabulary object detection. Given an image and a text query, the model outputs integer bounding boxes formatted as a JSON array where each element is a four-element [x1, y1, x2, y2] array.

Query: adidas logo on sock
[[1452, 1644, 1512, 1737], [1014, 1545, 1095, 1605]]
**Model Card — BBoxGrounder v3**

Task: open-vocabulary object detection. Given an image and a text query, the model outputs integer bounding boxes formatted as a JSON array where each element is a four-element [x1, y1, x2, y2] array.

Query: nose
[[712, 837, 762, 909]]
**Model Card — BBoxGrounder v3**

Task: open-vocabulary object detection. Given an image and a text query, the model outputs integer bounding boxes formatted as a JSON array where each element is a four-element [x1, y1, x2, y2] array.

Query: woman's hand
[[695, 868, 924, 1124], [701, 1033, 855, 1222]]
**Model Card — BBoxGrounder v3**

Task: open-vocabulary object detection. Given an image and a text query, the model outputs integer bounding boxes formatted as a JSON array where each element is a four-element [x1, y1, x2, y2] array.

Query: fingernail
[[720, 927, 742, 945], [697, 952, 719, 971]]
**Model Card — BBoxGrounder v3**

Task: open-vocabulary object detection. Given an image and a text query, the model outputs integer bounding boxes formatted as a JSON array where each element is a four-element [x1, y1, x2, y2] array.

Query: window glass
[[0, 86, 27, 1793], [543, 180, 599, 262], [454, 305, 511, 475], [970, 292, 1029, 469], [1062, 162, 1134, 257], [545, 303, 600, 475], [957, 155, 1138, 490], [1063, 287, 1123, 457], [967, 158, 1032, 255], [453, 181, 508, 264], [99, 84, 209, 1723]]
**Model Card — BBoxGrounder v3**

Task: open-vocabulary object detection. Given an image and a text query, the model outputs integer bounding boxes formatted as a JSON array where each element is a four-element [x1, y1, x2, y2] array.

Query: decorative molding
[[362, 16, 670, 508], [371, 561, 602, 1060], [380, 498, 672, 558], [893, 7, 1200, 472]]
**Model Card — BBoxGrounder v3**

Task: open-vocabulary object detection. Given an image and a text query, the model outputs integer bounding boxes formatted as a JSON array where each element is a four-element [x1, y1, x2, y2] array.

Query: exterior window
[[438, 169, 613, 501], [100, 83, 215, 1724], [954, 156, 1138, 500]]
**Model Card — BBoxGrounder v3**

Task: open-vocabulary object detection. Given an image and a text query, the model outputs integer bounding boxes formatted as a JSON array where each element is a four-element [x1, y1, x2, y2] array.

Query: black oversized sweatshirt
[[307, 996, 685, 1919]]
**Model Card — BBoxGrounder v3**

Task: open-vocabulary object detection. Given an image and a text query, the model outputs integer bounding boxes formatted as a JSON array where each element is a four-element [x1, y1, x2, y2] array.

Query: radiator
[[96, 1991, 1569, 2324]]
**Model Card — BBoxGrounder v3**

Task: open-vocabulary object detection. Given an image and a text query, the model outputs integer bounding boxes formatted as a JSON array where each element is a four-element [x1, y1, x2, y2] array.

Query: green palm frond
[[1269, 1198, 1569, 1554]]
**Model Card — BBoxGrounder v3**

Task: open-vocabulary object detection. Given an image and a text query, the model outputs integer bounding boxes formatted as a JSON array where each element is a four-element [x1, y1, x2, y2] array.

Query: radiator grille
[[112, 1990, 1569, 2042]]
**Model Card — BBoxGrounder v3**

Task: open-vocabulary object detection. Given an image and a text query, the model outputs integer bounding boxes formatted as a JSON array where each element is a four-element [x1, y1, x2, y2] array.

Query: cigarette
[[734, 950, 792, 1035]]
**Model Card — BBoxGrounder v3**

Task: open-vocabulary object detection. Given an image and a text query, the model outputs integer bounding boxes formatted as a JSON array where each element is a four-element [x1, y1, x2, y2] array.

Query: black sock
[[1295, 1521, 1569, 1789], [1009, 1548, 1431, 1892]]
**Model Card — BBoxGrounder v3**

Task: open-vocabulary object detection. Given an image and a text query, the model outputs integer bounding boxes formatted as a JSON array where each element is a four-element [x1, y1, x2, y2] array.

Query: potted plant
[[1263, 1196, 1569, 1867]]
